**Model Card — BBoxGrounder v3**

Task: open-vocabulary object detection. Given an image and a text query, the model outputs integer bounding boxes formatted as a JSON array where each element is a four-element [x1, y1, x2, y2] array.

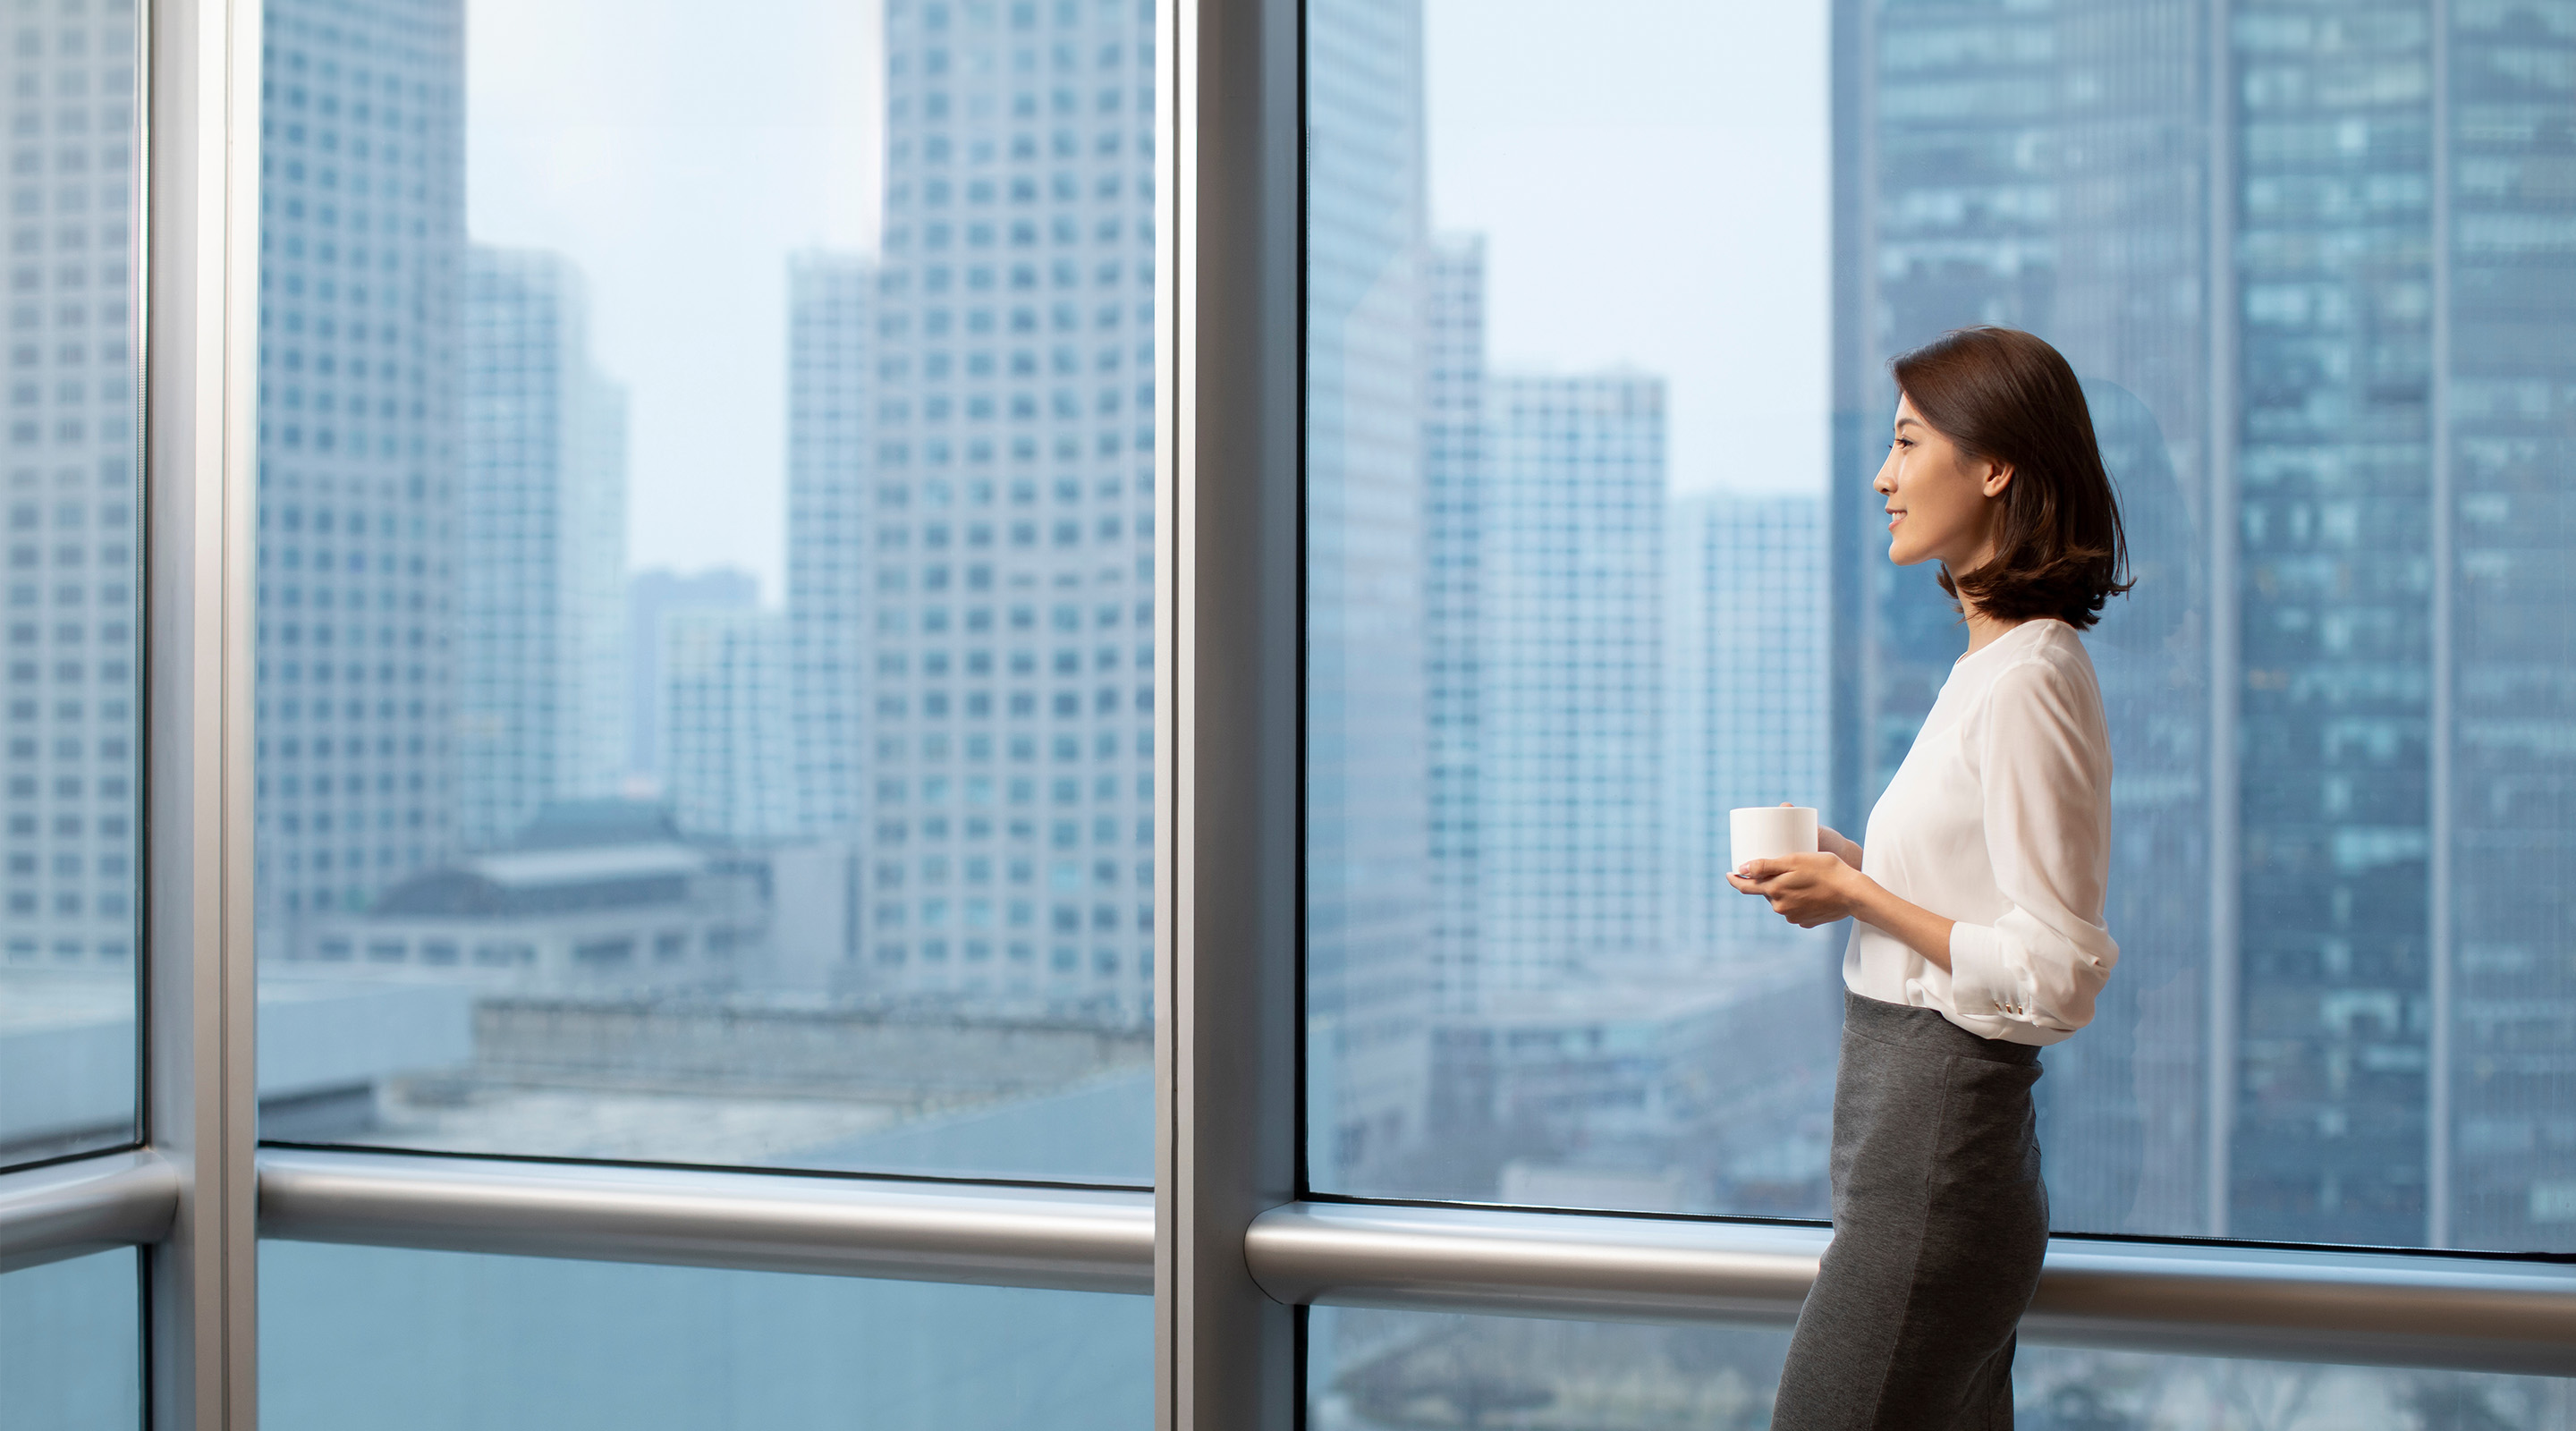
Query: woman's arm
[[1725, 855, 1952, 969]]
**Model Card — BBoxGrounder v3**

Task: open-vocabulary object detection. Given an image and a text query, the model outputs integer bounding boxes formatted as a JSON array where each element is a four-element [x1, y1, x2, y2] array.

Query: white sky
[[1424, 0, 1832, 497], [466, 0, 886, 603], [464, 0, 1829, 597]]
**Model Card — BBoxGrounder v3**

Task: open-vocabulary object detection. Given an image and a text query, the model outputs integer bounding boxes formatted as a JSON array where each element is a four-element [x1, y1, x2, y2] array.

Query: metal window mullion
[[1156, 0, 1305, 1427], [141, 0, 263, 1424]]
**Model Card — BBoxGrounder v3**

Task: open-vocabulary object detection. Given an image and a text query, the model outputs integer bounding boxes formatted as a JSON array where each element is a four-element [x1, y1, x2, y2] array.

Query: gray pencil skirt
[[1771, 990, 2048, 1431]]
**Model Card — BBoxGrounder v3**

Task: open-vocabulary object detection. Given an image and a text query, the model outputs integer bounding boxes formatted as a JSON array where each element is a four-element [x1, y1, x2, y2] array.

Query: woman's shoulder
[[1979, 621, 2106, 716]]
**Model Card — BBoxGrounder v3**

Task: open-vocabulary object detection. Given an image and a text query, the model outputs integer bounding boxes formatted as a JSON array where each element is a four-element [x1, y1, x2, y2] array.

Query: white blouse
[[1845, 617, 2119, 1046]]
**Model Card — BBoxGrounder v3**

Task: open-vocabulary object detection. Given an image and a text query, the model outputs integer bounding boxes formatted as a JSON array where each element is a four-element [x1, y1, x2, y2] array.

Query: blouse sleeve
[[1945, 656, 2119, 1037]]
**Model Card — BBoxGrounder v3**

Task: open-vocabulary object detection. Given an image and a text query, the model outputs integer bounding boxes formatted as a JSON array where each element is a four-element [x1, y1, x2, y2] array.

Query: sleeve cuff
[[1946, 921, 2022, 1018]]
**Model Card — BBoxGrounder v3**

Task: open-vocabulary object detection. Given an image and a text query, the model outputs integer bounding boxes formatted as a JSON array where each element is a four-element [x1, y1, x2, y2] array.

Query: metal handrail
[[13, 1146, 2576, 1376], [255, 1148, 1156, 1297], [0, 1150, 181, 1274], [1248, 1199, 2576, 1377]]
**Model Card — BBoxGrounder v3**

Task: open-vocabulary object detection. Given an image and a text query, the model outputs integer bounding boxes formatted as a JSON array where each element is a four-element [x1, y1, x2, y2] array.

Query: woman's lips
[[1885, 510, 1904, 530]]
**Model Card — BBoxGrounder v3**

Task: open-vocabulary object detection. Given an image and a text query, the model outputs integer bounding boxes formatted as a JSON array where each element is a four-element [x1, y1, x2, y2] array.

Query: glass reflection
[[0, 1249, 142, 1431], [250, 0, 1156, 1180], [1309, 1308, 2576, 1431], [1303, 0, 2576, 1253], [261, 1240, 1149, 1431], [0, 0, 142, 1173]]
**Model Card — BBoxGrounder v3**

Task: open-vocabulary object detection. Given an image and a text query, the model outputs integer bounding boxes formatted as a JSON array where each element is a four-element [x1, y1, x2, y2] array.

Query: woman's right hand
[[1819, 825, 1863, 871]]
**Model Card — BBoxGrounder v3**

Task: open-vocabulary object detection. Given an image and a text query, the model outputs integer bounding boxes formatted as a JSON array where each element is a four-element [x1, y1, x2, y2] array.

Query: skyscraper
[[1421, 235, 1485, 1014], [1305, 0, 1435, 1183], [254, 0, 465, 942], [1, 0, 140, 968], [785, 0, 1160, 1020], [663, 607, 799, 844], [457, 245, 627, 851], [629, 566, 759, 788], [1473, 372, 1667, 998], [1665, 491, 1830, 969], [1834, 0, 2576, 1249], [785, 253, 873, 841]]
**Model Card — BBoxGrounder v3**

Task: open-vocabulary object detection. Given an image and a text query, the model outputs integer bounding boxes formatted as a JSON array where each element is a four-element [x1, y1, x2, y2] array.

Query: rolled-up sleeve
[[1945, 658, 2119, 1038]]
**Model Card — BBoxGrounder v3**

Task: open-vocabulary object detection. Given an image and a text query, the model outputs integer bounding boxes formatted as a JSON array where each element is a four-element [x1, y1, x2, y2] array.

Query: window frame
[[0, 3, 2572, 1430]]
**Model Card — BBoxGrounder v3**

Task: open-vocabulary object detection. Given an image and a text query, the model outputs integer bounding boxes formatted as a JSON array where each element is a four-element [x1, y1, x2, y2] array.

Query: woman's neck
[[1960, 602, 2025, 658]]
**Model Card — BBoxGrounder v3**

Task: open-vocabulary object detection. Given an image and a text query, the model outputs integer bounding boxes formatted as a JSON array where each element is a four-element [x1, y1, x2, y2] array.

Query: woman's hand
[[1728, 852, 1867, 928], [1818, 825, 1863, 870]]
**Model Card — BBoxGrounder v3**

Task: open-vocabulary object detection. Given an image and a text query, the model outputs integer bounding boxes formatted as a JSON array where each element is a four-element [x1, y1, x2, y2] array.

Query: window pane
[[1309, 1308, 2576, 1430], [261, 1240, 1148, 1430], [251, 0, 1156, 1181], [1304, 0, 2576, 1253], [0, 1249, 143, 1431], [0, 0, 142, 1171]]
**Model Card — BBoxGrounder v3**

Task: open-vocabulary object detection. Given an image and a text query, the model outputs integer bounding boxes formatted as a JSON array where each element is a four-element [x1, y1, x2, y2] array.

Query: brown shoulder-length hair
[[1892, 326, 2133, 630]]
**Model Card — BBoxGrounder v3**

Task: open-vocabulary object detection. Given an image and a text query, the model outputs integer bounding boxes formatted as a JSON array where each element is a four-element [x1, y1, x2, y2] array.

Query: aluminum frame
[[137, 0, 264, 1424], [1155, 0, 1305, 1427]]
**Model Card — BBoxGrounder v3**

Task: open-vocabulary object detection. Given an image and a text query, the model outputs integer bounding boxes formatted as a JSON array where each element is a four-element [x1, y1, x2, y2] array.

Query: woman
[[1730, 326, 2129, 1429]]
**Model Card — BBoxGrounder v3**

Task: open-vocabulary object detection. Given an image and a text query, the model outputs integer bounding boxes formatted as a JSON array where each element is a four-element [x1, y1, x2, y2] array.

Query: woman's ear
[[1980, 461, 2015, 499]]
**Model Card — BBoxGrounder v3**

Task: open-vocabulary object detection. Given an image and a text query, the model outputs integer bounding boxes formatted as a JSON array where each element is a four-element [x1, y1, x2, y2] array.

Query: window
[[0, 1250, 141, 1428], [1302, 0, 2576, 1262], [9, 1, 2575, 1427], [263, 1242, 1148, 1430], [249, 0, 1157, 1181], [0, 0, 142, 1176]]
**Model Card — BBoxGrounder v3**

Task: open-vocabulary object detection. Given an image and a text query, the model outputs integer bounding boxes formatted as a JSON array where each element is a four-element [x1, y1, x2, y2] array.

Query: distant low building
[[278, 800, 766, 996]]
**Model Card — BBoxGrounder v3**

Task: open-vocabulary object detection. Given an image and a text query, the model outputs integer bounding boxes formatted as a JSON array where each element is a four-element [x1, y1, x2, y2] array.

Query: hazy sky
[[1424, 0, 1831, 498], [465, 0, 1829, 597]]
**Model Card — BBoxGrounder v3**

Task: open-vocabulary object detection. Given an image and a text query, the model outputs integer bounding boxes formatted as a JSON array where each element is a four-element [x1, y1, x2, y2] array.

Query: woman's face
[[1872, 393, 2011, 572]]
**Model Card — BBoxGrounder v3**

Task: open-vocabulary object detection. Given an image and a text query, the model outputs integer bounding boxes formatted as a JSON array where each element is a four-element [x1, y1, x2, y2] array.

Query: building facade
[[0, 0, 141, 967], [457, 245, 628, 851], [1664, 492, 1831, 970], [626, 566, 758, 789], [1472, 372, 1667, 997], [784, 253, 874, 840], [662, 607, 800, 845], [253, 0, 465, 943], [1834, 0, 2576, 1249], [784, 0, 1160, 1020]]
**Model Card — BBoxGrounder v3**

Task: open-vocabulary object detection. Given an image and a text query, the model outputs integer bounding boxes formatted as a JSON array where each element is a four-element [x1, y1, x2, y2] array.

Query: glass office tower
[[0, 0, 140, 971], [1835, 0, 2576, 1249], [456, 245, 627, 852], [796, 0, 1160, 1021], [1304, 0, 1436, 1188], [253, 0, 464, 942]]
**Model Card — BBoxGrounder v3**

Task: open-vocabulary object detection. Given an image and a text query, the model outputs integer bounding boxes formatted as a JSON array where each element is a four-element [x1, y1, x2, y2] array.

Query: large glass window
[[0, 0, 143, 1173], [1304, 0, 2576, 1256], [261, 1240, 1149, 1430], [0, 1249, 143, 1430], [250, 0, 1157, 1181], [1308, 1308, 2576, 1429]]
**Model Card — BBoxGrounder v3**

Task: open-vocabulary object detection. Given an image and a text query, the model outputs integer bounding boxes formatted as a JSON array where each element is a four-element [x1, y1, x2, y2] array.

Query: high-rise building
[[1305, 0, 1435, 1184], [1420, 235, 1485, 1014], [662, 607, 798, 844], [254, 0, 465, 942], [2445, 1, 2576, 1253], [1665, 492, 1830, 969], [628, 566, 759, 787], [1472, 372, 1667, 998], [784, 0, 1160, 1020], [785, 253, 873, 839], [1834, 0, 2576, 1249], [457, 246, 628, 851], [0, 0, 141, 968]]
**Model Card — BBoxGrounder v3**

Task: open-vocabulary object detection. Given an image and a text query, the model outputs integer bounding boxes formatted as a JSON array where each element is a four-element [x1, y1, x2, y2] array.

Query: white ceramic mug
[[1730, 805, 1818, 872]]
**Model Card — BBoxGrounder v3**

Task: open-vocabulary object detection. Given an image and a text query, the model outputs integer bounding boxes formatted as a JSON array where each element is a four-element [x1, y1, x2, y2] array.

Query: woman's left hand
[[1729, 852, 1866, 928]]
